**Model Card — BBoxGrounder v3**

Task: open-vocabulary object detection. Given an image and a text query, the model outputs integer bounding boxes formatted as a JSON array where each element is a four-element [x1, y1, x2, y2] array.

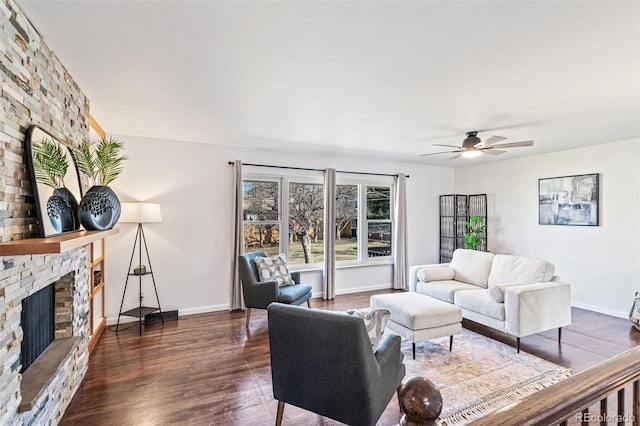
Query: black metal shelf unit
[[116, 224, 163, 335], [439, 194, 487, 263]]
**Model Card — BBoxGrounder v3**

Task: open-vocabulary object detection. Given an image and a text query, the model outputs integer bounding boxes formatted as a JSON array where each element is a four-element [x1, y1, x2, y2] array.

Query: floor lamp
[[116, 202, 164, 334]]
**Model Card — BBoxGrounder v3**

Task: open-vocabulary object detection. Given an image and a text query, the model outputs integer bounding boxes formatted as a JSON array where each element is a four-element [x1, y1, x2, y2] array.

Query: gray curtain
[[393, 173, 408, 290], [230, 160, 245, 310], [323, 168, 336, 300]]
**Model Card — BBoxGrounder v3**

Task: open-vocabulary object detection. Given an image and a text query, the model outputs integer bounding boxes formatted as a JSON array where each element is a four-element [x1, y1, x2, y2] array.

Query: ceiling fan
[[420, 131, 534, 159]]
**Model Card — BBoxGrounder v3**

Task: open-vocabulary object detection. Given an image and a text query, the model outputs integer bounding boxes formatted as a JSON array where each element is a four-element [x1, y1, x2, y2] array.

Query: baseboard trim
[[180, 304, 229, 316], [312, 283, 393, 299], [106, 286, 398, 324], [572, 301, 628, 319], [106, 304, 230, 325]]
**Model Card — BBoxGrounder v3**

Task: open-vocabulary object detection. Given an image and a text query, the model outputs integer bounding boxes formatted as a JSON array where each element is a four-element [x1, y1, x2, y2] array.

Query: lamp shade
[[119, 202, 162, 223]]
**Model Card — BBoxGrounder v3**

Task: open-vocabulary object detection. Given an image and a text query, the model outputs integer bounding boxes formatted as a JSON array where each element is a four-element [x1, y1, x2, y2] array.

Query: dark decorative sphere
[[398, 376, 443, 426]]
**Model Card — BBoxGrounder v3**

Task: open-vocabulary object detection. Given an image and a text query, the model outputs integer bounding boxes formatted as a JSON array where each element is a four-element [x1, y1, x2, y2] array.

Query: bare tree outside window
[[243, 180, 280, 256], [288, 182, 324, 264], [242, 177, 393, 264], [336, 185, 358, 261]]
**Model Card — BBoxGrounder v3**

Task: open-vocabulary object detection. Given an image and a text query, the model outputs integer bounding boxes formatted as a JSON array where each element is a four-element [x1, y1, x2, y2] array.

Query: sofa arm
[[409, 263, 448, 292], [504, 282, 571, 337]]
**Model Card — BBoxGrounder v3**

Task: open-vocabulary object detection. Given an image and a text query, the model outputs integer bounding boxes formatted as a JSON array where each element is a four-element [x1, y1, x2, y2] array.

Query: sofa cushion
[[455, 289, 506, 321], [449, 249, 495, 288], [416, 266, 455, 282], [487, 282, 533, 303], [417, 280, 480, 303], [277, 284, 312, 303], [487, 255, 555, 286]]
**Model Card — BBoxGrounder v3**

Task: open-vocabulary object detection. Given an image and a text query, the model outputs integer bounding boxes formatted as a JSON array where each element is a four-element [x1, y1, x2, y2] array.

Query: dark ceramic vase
[[78, 185, 121, 231], [46, 188, 80, 233]]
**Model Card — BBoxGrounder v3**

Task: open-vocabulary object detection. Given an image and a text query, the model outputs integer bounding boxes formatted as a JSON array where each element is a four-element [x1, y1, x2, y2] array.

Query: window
[[336, 185, 358, 262], [243, 180, 281, 258], [288, 182, 324, 265], [366, 186, 392, 258], [242, 174, 394, 266]]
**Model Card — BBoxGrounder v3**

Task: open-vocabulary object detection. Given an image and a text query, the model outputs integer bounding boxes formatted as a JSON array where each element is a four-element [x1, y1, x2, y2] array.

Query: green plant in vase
[[463, 215, 487, 251], [72, 137, 127, 230], [31, 138, 80, 233]]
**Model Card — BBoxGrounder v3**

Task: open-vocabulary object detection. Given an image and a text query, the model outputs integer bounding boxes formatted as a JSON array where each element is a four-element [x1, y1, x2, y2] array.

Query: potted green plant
[[463, 215, 487, 250], [31, 137, 80, 232], [71, 137, 127, 230]]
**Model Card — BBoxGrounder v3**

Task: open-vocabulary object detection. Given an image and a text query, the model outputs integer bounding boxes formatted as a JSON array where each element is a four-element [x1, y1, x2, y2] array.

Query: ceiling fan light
[[461, 149, 482, 158]]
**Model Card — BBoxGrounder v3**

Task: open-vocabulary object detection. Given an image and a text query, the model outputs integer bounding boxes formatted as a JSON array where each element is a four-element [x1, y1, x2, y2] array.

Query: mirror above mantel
[[25, 125, 83, 237]]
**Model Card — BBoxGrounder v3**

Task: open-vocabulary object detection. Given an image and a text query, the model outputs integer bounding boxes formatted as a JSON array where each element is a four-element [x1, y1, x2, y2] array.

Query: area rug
[[395, 329, 572, 425]]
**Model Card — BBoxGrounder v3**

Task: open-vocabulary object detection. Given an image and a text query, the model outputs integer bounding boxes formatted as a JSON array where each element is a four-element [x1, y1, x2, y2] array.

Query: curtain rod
[[228, 161, 409, 178]]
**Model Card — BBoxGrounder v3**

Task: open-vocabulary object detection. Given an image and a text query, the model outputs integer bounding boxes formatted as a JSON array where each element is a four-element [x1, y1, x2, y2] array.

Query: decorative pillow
[[487, 286, 505, 303], [416, 266, 455, 282], [346, 308, 391, 349], [253, 254, 294, 286], [487, 282, 529, 303]]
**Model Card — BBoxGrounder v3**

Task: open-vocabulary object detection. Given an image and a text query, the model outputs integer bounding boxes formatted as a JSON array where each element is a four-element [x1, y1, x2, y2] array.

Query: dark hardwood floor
[[60, 289, 640, 425]]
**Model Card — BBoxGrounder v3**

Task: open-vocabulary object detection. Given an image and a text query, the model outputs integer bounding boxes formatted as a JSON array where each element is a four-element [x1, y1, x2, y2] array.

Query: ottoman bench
[[371, 292, 462, 359]]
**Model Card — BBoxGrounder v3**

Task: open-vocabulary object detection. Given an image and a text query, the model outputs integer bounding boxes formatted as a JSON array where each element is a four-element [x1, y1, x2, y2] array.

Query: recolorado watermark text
[[575, 413, 635, 423]]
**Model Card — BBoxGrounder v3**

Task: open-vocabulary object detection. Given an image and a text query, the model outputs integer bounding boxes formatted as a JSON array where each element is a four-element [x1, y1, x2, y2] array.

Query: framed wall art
[[539, 173, 599, 226]]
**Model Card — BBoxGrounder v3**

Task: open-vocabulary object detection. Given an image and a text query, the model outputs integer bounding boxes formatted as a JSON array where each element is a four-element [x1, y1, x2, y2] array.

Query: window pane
[[336, 185, 358, 261], [244, 224, 280, 257], [243, 180, 279, 220], [289, 182, 324, 264], [367, 186, 391, 219], [367, 222, 392, 257]]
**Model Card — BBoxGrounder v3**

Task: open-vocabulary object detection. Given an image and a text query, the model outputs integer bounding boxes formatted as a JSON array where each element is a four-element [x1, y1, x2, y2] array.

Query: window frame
[[242, 177, 283, 259], [286, 176, 325, 268], [242, 171, 395, 270], [361, 182, 395, 263]]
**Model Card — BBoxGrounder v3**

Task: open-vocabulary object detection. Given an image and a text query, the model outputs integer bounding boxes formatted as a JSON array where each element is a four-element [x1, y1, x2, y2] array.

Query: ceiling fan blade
[[479, 135, 507, 147], [481, 149, 507, 156], [419, 150, 461, 157], [491, 140, 534, 148], [433, 144, 463, 149], [449, 153, 461, 160]]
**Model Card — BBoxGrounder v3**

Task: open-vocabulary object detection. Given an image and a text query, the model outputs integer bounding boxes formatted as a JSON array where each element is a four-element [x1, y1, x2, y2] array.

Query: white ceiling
[[18, 1, 640, 166]]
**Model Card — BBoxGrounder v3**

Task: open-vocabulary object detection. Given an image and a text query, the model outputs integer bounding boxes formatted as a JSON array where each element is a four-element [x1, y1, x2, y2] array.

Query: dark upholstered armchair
[[238, 251, 312, 328], [268, 303, 406, 426]]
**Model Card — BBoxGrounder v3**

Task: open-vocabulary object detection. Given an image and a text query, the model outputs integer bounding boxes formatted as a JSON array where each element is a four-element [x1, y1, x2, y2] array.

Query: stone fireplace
[[0, 246, 91, 424], [0, 3, 95, 423]]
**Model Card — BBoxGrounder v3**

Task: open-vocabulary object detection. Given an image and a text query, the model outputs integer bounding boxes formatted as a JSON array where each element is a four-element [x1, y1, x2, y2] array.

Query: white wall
[[105, 135, 454, 321], [455, 138, 640, 318]]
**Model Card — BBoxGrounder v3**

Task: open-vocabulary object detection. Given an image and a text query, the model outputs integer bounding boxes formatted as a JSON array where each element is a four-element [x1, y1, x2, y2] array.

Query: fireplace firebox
[[20, 285, 55, 373]]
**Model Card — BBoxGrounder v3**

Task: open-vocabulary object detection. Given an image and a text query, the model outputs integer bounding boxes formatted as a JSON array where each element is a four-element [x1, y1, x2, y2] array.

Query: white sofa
[[409, 249, 571, 352]]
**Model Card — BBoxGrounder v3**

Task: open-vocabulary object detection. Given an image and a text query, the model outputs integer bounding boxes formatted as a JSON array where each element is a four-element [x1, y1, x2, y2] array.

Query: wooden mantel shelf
[[0, 228, 119, 256]]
